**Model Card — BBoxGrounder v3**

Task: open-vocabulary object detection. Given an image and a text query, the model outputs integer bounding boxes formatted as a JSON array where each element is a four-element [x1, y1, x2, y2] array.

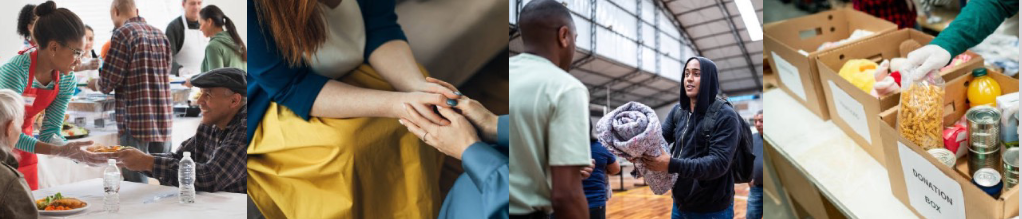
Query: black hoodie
[[660, 57, 741, 213]]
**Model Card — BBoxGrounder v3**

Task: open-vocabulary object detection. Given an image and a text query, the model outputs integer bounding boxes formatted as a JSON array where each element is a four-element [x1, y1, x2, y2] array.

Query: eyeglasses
[[69, 47, 84, 57], [59, 43, 84, 57]]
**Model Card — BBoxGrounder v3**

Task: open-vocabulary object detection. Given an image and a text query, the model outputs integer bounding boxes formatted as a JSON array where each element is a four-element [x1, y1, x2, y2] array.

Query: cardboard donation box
[[880, 70, 1020, 219], [764, 8, 897, 120], [815, 29, 984, 167]]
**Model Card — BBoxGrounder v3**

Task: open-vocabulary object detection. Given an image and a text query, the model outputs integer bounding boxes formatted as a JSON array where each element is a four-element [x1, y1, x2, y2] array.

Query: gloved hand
[[50, 140, 109, 166], [903, 45, 951, 81], [872, 60, 899, 97], [873, 76, 900, 97]]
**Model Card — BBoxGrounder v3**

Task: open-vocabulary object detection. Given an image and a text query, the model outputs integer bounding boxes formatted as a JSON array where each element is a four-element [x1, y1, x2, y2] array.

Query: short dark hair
[[756, 110, 763, 116], [17, 4, 36, 40], [518, 0, 574, 45]]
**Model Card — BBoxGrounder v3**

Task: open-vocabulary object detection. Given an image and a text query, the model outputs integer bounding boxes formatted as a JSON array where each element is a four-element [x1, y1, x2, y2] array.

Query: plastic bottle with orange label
[[967, 68, 1002, 108]]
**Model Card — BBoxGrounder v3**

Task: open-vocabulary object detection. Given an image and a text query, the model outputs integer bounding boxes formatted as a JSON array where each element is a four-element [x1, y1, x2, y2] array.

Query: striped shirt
[[0, 53, 77, 153], [98, 17, 173, 143], [146, 107, 247, 193]]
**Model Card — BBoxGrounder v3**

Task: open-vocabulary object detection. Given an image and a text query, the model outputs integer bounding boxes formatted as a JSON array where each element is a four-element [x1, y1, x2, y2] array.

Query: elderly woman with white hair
[[0, 89, 39, 218]]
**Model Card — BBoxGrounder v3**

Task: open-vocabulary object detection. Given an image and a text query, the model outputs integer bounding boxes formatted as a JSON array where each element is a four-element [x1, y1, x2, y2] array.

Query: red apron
[[15, 51, 61, 190]]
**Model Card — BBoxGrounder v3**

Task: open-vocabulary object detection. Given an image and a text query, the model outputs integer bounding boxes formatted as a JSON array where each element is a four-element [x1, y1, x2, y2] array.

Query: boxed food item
[[880, 69, 1020, 219], [814, 29, 984, 167], [765, 8, 897, 120]]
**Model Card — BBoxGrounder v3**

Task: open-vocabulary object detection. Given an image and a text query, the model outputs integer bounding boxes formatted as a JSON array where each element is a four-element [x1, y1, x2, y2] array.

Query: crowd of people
[[509, 1, 764, 218], [0, 0, 247, 218]]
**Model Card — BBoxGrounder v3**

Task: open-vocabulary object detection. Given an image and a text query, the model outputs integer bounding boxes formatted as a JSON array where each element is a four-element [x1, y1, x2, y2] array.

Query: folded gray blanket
[[595, 102, 678, 195]]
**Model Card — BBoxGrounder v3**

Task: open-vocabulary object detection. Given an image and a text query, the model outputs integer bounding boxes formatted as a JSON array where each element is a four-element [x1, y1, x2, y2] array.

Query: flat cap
[[190, 67, 246, 95]]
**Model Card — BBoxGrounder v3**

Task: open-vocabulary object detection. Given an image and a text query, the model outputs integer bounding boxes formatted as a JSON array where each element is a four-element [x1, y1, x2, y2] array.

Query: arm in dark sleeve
[[929, 0, 1019, 56], [146, 136, 192, 185], [461, 142, 509, 219], [666, 112, 740, 180], [189, 129, 247, 192], [661, 105, 677, 145], [165, 19, 183, 75], [358, 0, 408, 61], [247, 2, 330, 121]]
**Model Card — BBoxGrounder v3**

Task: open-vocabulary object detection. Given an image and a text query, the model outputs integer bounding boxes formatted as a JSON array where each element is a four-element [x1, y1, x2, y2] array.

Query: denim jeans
[[746, 186, 764, 219], [671, 203, 733, 219], [589, 206, 606, 219], [118, 132, 171, 184]]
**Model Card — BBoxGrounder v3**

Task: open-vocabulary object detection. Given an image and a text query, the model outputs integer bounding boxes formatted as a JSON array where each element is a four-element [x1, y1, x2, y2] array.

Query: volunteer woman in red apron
[[0, 1, 105, 190]]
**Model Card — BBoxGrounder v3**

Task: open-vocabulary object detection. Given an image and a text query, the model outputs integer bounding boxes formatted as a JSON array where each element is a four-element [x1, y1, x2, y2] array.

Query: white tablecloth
[[32, 178, 246, 218], [763, 89, 918, 218], [36, 117, 202, 189]]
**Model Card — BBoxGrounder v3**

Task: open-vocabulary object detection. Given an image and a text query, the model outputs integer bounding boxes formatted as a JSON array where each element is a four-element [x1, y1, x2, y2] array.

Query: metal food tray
[[67, 99, 114, 113]]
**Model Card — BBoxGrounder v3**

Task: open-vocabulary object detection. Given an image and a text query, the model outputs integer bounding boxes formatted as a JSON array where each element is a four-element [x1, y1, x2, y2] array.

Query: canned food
[[973, 168, 1003, 197], [970, 144, 1002, 175], [968, 106, 1003, 174], [967, 106, 1001, 147], [1004, 147, 1019, 189], [928, 148, 956, 167]]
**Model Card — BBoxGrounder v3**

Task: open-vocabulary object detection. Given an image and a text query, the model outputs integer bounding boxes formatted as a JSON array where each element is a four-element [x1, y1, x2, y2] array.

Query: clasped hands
[[397, 77, 499, 160]]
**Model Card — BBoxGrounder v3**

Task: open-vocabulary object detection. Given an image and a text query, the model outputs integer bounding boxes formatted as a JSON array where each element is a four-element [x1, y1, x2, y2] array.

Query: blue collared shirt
[[438, 115, 509, 219]]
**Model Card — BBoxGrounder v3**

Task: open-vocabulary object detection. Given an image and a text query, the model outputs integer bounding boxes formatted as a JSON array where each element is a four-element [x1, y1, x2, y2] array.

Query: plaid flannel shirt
[[98, 17, 173, 142], [146, 107, 247, 193], [853, 0, 917, 29]]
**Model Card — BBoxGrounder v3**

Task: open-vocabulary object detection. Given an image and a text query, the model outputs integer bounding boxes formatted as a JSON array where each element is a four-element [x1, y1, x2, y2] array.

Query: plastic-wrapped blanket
[[595, 102, 677, 195]]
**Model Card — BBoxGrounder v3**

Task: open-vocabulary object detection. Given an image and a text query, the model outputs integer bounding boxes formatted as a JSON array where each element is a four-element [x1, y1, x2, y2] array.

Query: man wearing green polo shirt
[[509, 0, 592, 219]]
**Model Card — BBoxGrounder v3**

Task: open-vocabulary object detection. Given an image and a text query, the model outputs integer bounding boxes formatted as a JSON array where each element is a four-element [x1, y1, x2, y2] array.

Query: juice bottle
[[967, 68, 1002, 108]]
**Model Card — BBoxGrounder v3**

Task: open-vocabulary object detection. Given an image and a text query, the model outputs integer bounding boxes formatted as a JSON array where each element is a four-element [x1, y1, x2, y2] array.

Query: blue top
[[246, 0, 408, 140], [582, 141, 616, 208], [753, 133, 763, 187], [438, 115, 510, 219]]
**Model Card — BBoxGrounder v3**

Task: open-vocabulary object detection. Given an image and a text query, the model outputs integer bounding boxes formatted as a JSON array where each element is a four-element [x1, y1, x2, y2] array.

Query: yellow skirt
[[247, 65, 444, 218]]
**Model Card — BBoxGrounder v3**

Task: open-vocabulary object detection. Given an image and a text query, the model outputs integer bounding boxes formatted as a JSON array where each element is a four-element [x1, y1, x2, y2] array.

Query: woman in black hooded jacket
[[643, 57, 742, 218]]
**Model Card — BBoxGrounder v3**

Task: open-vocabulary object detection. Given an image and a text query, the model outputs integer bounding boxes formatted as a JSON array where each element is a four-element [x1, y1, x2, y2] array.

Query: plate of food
[[62, 123, 89, 139], [36, 192, 88, 216], [85, 145, 130, 153]]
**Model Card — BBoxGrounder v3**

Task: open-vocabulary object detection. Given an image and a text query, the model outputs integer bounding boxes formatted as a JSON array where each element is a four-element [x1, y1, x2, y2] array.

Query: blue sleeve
[[666, 111, 740, 180], [461, 142, 509, 219], [497, 115, 508, 152], [247, 0, 330, 120], [604, 145, 616, 164], [358, 0, 408, 61]]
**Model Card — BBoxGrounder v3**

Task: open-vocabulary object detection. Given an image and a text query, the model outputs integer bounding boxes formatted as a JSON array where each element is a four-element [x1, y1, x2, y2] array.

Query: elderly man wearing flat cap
[[115, 67, 247, 193]]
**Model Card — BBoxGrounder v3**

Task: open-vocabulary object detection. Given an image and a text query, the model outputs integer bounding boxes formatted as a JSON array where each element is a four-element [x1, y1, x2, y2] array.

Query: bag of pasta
[[898, 68, 945, 150]]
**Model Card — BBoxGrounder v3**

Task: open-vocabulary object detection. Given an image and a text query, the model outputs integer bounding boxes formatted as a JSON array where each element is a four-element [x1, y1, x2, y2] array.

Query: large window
[[510, 0, 516, 24], [512, 0, 699, 82]]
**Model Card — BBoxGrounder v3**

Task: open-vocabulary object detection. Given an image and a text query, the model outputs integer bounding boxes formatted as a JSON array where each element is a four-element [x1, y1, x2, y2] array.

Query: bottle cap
[[972, 68, 988, 77], [183, 151, 191, 158], [108, 159, 115, 165]]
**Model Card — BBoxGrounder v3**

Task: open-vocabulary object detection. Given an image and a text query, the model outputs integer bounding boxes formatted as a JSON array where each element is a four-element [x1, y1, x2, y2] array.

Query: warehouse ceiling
[[510, 0, 762, 110]]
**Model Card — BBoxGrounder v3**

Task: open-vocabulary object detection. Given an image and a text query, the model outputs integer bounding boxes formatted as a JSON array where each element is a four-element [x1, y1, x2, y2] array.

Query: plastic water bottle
[[103, 159, 120, 213], [179, 151, 196, 204]]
